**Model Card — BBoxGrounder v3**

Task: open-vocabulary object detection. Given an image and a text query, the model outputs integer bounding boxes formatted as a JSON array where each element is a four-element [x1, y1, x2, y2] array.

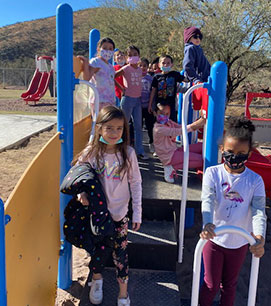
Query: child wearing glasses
[[183, 27, 211, 117]]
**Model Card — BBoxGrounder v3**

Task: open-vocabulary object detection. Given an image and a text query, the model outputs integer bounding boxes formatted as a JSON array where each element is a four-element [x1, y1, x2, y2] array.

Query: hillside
[[0, 8, 103, 68]]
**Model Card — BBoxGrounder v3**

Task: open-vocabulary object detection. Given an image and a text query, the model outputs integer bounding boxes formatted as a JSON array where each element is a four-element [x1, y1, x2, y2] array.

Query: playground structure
[[0, 3, 266, 306], [21, 55, 56, 104]]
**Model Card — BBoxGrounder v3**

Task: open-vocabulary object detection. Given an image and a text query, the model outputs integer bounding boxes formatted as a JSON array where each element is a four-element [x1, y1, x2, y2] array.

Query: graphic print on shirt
[[95, 160, 121, 180], [130, 71, 141, 87], [157, 77, 175, 99], [222, 182, 244, 218]]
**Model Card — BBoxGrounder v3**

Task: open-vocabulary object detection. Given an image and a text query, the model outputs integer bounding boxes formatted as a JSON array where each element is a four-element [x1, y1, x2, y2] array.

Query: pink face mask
[[127, 56, 140, 64]]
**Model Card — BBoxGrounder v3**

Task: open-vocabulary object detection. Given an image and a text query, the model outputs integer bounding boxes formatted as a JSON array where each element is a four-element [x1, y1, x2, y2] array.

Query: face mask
[[160, 66, 171, 72], [100, 49, 114, 61], [99, 136, 123, 145], [157, 114, 169, 125], [222, 151, 249, 170], [127, 56, 140, 64], [142, 71, 147, 76], [117, 60, 125, 66]]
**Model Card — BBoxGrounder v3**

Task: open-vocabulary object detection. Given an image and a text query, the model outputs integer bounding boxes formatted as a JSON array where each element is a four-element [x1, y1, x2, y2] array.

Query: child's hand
[[187, 124, 193, 133], [249, 233, 265, 258], [77, 192, 89, 206], [200, 223, 216, 240], [132, 222, 141, 231], [148, 104, 152, 114]]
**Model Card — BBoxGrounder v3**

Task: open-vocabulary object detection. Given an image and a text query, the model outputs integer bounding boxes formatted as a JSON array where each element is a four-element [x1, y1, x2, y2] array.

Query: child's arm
[[128, 149, 142, 231], [77, 56, 98, 81], [187, 117, 206, 132], [115, 68, 124, 78], [114, 79, 125, 95], [249, 179, 267, 258], [200, 167, 216, 239], [183, 47, 201, 83], [148, 87, 157, 113], [154, 123, 182, 138]]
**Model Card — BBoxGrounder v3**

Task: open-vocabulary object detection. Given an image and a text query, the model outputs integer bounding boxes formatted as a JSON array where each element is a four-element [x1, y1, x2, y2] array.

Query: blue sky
[[0, 0, 98, 28]]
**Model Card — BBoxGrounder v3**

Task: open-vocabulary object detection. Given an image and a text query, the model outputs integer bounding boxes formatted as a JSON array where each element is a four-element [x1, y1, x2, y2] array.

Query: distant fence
[[0, 67, 35, 88]]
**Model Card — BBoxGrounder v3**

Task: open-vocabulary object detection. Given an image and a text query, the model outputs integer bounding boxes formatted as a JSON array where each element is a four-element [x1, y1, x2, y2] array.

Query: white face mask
[[100, 49, 114, 61]]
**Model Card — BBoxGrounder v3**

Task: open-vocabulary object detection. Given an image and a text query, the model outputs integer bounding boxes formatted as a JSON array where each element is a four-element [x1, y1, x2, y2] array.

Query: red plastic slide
[[21, 68, 42, 100], [23, 70, 53, 104]]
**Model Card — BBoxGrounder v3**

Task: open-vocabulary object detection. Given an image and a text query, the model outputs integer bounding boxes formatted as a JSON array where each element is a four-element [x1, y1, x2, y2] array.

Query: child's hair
[[224, 116, 255, 149], [151, 57, 160, 65], [159, 54, 173, 63], [114, 50, 124, 59], [126, 45, 140, 55], [140, 57, 149, 66], [74, 106, 130, 176], [97, 37, 115, 50], [155, 101, 171, 112]]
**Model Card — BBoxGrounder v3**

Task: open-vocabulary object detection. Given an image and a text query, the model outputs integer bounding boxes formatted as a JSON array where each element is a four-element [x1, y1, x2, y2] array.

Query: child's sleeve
[[154, 123, 182, 137], [183, 47, 201, 83], [127, 148, 142, 223], [201, 167, 216, 226], [151, 76, 158, 89], [175, 71, 185, 83], [89, 57, 101, 69], [251, 176, 267, 238]]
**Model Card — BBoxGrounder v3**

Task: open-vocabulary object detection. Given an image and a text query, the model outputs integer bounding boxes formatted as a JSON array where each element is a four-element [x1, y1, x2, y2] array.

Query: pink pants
[[170, 142, 203, 170], [199, 241, 248, 306]]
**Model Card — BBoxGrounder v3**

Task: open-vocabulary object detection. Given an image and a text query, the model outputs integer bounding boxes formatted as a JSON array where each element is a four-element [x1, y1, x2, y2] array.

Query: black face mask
[[222, 151, 249, 170]]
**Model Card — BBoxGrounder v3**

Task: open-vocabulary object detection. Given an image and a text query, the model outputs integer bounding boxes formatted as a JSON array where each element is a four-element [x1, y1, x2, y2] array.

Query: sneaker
[[164, 165, 175, 183], [149, 143, 155, 153], [89, 278, 103, 305], [137, 153, 149, 160], [118, 295, 131, 306]]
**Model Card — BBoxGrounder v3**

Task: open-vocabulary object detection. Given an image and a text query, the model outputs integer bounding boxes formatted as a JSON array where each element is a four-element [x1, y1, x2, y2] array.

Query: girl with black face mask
[[199, 116, 267, 306]]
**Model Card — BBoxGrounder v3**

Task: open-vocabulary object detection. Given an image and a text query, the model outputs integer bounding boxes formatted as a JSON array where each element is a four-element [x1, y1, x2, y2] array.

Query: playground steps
[[79, 268, 181, 306]]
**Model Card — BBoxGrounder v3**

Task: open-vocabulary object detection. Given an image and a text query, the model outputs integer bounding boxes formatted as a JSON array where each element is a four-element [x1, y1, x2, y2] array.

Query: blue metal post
[[89, 29, 100, 60], [57, 3, 74, 289], [0, 199, 7, 305], [204, 61, 227, 170]]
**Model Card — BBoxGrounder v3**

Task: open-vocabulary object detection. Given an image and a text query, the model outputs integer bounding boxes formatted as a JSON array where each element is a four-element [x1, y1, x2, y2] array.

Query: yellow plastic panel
[[73, 115, 92, 157], [73, 56, 83, 78], [5, 133, 61, 306]]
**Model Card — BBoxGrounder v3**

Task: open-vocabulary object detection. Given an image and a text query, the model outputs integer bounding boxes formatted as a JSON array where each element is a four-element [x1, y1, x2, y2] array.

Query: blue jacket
[[183, 43, 211, 83]]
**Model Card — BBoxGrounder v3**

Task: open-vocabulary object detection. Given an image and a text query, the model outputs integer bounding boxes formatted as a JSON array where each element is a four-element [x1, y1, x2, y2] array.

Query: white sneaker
[[149, 143, 155, 153], [118, 295, 131, 306], [153, 151, 157, 157], [164, 165, 175, 183], [89, 278, 103, 305]]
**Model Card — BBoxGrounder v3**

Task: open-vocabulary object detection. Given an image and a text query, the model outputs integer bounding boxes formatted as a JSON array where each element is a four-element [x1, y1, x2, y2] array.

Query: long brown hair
[[74, 105, 130, 176]]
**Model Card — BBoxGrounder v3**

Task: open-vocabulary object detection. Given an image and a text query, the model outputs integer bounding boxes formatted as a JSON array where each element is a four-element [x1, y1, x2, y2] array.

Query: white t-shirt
[[89, 57, 115, 104], [201, 164, 266, 249]]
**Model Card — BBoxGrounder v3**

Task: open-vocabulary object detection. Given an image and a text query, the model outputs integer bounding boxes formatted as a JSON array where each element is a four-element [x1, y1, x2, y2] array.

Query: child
[[114, 50, 126, 106], [148, 55, 186, 122], [77, 37, 118, 114], [183, 27, 211, 113], [199, 116, 266, 306], [153, 103, 204, 183], [75, 106, 142, 306], [115, 45, 148, 160], [139, 57, 155, 154]]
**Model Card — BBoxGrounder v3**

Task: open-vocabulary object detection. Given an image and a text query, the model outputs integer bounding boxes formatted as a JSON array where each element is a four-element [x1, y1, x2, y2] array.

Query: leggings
[[199, 240, 248, 306], [89, 216, 129, 283]]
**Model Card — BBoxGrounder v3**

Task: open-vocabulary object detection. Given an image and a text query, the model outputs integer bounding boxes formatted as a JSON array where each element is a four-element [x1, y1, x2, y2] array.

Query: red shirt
[[114, 64, 124, 99]]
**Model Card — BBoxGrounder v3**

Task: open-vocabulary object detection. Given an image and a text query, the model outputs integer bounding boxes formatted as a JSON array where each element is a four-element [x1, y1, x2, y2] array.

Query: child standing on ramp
[[75, 106, 142, 306], [199, 116, 266, 306]]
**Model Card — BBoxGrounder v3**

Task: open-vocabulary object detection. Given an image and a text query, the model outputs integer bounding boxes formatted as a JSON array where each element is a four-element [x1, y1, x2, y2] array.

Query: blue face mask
[[160, 66, 171, 72], [99, 136, 123, 144]]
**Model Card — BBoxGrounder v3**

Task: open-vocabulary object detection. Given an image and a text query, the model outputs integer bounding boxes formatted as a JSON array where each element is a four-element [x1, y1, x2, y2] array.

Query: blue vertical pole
[[0, 199, 7, 306], [89, 29, 100, 60], [204, 61, 227, 170], [57, 3, 74, 290]]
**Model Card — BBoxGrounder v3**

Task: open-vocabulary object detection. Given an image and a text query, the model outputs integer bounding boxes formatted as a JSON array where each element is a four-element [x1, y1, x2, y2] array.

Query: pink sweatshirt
[[84, 146, 142, 223], [153, 120, 182, 165]]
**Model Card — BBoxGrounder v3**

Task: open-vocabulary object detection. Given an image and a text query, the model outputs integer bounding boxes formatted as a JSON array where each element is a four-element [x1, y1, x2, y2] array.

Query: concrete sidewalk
[[0, 114, 57, 152]]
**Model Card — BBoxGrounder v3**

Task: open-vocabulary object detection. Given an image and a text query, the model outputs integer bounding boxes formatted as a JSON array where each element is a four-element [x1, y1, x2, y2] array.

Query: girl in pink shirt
[[115, 46, 148, 160], [153, 103, 204, 183], [75, 105, 142, 306]]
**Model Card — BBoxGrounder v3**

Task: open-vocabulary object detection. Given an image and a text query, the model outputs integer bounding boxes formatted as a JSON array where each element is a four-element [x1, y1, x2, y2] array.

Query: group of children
[[72, 27, 266, 306]]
